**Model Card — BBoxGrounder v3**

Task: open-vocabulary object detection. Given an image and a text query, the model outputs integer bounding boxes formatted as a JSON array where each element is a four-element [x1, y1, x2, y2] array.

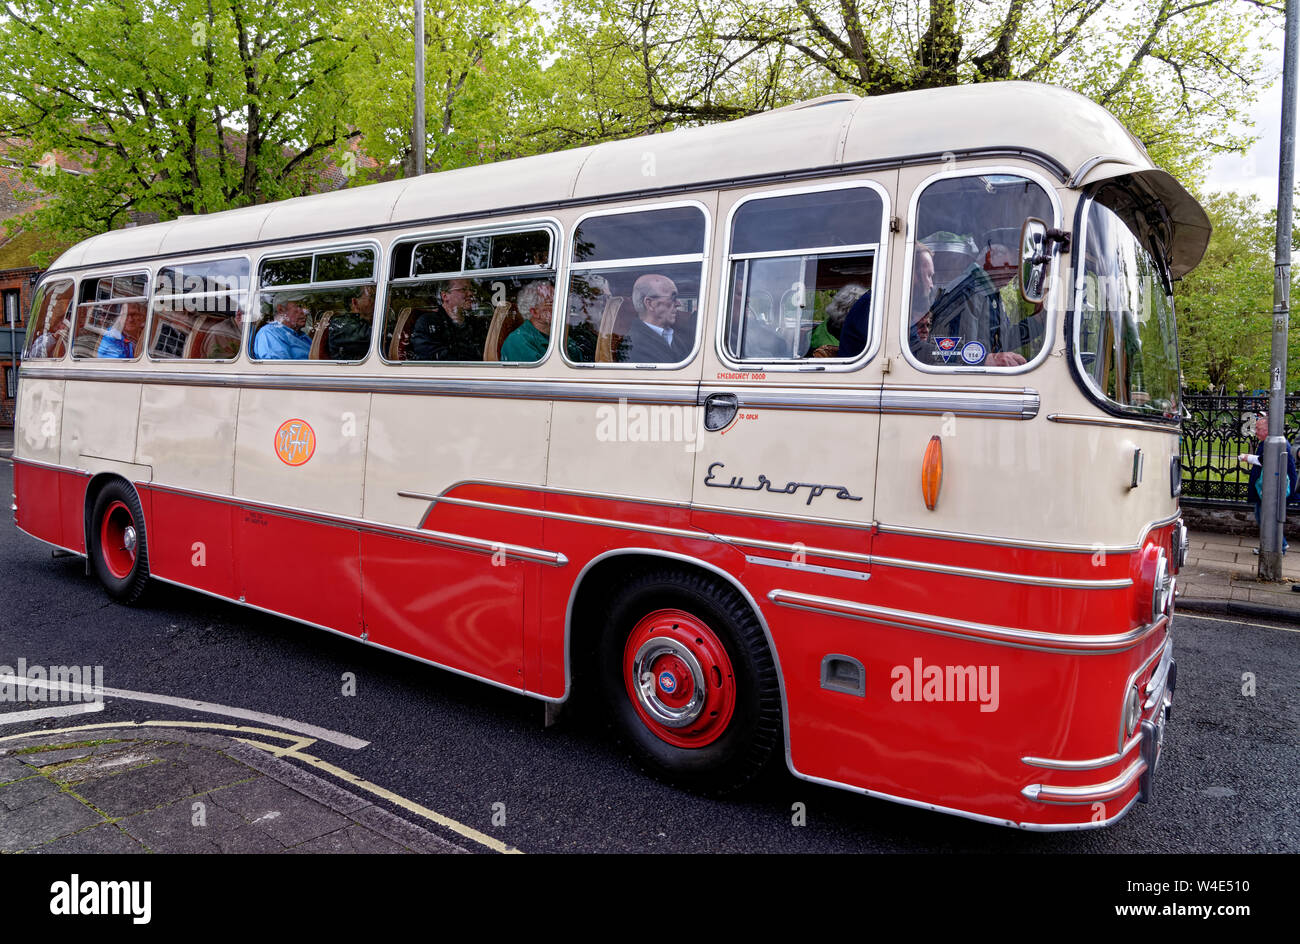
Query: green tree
[[0, 0, 365, 261], [543, 0, 1278, 184], [1174, 191, 1300, 392], [338, 0, 551, 177]]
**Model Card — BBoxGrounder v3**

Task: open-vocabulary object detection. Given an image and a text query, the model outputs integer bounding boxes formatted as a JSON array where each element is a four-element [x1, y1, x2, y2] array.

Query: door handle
[[703, 392, 739, 431]]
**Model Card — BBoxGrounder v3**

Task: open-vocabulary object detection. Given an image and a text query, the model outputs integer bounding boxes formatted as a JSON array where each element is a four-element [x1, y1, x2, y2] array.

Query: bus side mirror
[[1020, 218, 1050, 304], [1020, 219, 1071, 305]]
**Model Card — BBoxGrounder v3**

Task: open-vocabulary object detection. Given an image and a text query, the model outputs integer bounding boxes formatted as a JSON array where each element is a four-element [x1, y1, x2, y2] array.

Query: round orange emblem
[[274, 418, 316, 467]]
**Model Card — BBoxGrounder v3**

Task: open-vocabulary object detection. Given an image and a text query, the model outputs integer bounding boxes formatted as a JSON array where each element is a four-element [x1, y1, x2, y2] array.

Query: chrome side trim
[[1066, 154, 1133, 188], [27, 367, 1041, 419], [713, 535, 1127, 589], [406, 492, 709, 542], [876, 509, 1182, 555], [870, 554, 1131, 589], [1022, 734, 1143, 770], [139, 480, 568, 566], [727, 387, 883, 413], [1120, 638, 1170, 751], [24, 368, 701, 406], [788, 769, 1142, 831], [744, 555, 870, 581], [718, 533, 871, 564], [426, 487, 1131, 589], [766, 589, 1166, 654], [1047, 412, 1179, 434], [1144, 640, 1175, 710], [11, 456, 91, 476], [1021, 758, 1147, 805], [879, 386, 1040, 420]]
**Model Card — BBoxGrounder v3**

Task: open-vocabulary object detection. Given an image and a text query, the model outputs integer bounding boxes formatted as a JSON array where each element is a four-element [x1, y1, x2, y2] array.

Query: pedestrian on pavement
[[1239, 410, 1298, 553]]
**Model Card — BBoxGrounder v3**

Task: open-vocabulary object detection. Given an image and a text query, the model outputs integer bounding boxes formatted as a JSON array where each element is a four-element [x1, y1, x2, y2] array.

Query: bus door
[[232, 387, 369, 638], [690, 180, 895, 768], [232, 246, 383, 638], [690, 180, 894, 565]]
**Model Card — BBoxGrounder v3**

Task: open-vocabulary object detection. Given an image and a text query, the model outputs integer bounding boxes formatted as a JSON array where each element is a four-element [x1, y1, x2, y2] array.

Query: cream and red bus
[[12, 82, 1201, 830]]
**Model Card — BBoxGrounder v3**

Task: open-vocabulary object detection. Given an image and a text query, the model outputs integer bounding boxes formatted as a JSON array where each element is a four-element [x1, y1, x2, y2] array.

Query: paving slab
[[0, 792, 103, 852], [0, 726, 470, 855], [285, 824, 412, 854], [28, 823, 148, 854], [206, 776, 351, 848]]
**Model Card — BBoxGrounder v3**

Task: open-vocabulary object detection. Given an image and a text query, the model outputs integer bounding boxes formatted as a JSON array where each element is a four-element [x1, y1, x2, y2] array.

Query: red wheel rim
[[623, 608, 736, 748], [99, 500, 137, 580]]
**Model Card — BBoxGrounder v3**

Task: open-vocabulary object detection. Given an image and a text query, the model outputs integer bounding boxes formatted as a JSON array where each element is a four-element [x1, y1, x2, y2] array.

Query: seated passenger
[[327, 284, 376, 360], [622, 273, 690, 363], [565, 273, 609, 363], [913, 235, 1025, 367], [501, 281, 580, 362], [814, 282, 869, 357], [96, 302, 146, 359], [408, 277, 489, 361], [253, 296, 311, 360]]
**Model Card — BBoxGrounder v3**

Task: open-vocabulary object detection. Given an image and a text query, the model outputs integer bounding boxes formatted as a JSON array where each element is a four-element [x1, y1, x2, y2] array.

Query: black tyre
[[598, 568, 781, 795], [89, 480, 150, 604]]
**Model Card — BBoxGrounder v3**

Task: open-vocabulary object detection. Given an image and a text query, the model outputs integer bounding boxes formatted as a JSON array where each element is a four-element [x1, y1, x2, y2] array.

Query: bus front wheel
[[90, 481, 151, 604], [599, 569, 781, 795]]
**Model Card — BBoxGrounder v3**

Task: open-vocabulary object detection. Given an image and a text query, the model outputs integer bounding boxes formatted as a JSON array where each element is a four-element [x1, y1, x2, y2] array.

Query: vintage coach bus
[[12, 82, 1201, 830]]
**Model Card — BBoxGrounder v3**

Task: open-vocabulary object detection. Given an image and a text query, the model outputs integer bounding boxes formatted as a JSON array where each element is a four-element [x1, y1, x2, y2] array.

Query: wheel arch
[[563, 547, 790, 761], [82, 473, 148, 576]]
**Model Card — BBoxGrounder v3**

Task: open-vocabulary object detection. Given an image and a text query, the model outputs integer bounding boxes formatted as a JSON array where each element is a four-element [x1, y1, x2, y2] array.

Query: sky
[[1204, 23, 1296, 205]]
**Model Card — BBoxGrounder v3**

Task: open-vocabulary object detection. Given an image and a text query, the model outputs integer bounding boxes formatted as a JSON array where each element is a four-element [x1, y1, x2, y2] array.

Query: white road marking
[[0, 701, 104, 726], [0, 675, 368, 748], [1178, 612, 1300, 634]]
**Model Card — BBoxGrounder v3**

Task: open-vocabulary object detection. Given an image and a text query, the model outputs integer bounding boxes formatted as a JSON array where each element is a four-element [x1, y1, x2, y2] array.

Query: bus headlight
[[1170, 520, 1188, 572], [1151, 550, 1172, 621], [1124, 684, 1143, 738]]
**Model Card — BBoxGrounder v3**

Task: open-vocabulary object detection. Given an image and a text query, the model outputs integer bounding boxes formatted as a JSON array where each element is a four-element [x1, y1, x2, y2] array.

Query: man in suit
[[622, 273, 690, 364]]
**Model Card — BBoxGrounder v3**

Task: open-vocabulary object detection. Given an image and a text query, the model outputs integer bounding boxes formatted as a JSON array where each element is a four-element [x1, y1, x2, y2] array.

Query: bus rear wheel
[[90, 481, 150, 604], [599, 569, 781, 795]]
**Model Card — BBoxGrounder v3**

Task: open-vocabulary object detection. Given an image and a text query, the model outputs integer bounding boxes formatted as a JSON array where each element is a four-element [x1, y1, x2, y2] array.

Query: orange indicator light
[[921, 435, 943, 511]]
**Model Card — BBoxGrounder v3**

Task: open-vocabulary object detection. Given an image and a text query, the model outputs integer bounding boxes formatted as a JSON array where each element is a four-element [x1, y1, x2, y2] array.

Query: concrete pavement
[[0, 726, 466, 854], [1177, 529, 1300, 622]]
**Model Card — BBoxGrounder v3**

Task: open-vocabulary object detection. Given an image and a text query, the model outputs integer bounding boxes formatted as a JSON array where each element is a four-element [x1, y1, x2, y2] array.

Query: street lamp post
[[413, 0, 426, 177], [1261, 0, 1300, 580]]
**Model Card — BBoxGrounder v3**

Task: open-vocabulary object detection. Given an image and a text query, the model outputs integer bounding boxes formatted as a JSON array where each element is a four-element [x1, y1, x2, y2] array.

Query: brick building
[[0, 138, 380, 426]]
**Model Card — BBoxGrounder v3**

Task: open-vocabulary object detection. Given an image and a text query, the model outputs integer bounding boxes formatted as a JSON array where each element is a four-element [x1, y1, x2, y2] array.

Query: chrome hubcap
[[632, 636, 707, 728]]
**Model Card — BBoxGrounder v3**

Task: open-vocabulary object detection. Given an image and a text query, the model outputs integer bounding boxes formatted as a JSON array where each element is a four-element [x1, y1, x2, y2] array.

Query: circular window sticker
[[960, 340, 987, 365], [274, 418, 317, 467]]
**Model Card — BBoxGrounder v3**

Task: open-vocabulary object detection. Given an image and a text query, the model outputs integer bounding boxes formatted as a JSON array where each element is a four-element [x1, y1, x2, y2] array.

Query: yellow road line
[[270, 744, 521, 854]]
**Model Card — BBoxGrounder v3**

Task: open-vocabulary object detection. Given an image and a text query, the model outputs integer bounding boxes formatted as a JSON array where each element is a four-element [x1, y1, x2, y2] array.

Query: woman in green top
[[808, 282, 868, 356]]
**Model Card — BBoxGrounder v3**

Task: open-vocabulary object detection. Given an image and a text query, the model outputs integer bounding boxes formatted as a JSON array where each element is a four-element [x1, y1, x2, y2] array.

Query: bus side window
[[150, 258, 248, 361], [565, 205, 706, 366], [723, 186, 883, 363], [70, 273, 149, 360], [907, 173, 1053, 370], [22, 278, 75, 360], [382, 228, 555, 364], [252, 248, 376, 362]]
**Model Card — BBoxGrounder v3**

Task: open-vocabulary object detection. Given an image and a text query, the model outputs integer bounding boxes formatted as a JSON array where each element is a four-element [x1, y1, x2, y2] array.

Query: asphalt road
[[0, 456, 1295, 853]]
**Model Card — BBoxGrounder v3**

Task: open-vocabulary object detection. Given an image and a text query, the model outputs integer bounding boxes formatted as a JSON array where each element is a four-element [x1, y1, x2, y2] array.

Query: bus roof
[[48, 81, 1209, 278]]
